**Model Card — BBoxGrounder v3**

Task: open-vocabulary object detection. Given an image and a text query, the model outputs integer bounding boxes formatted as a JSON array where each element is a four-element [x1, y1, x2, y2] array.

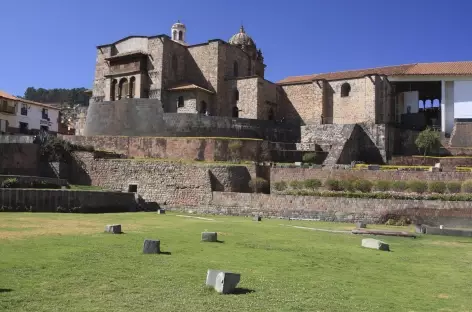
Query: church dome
[[229, 26, 255, 47], [172, 20, 186, 30]]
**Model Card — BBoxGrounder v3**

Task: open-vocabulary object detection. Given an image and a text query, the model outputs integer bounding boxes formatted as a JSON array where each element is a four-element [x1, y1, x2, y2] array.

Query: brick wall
[[203, 192, 472, 227], [0, 189, 136, 212], [271, 168, 472, 186]]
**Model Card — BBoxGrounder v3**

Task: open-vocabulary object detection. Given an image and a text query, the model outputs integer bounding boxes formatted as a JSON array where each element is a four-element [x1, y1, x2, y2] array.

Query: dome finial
[[240, 25, 245, 33]]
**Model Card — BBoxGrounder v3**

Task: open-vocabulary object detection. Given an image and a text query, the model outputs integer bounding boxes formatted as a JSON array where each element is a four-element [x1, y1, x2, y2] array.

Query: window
[[172, 54, 178, 73], [118, 78, 128, 99], [19, 122, 28, 134], [128, 184, 138, 193], [178, 31, 183, 41], [129, 76, 136, 98], [111, 79, 117, 101], [233, 61, 239, 77], [21, 104, 28, 116], [341, 83, 351, 97], [173, 30, 177, 40], [177, 96, 184, 108], [42, 108, 49, 120], [234, 89, 239, 101], [232, 106, 239, 118]]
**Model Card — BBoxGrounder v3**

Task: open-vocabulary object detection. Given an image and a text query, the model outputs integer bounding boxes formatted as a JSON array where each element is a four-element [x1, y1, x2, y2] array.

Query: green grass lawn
[[1, 213, 471, 312]]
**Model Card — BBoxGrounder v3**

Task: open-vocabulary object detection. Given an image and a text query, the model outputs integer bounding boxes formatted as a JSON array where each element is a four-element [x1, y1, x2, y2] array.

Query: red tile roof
[[277, 61, 472, 85], [0, 90, 59, 110]]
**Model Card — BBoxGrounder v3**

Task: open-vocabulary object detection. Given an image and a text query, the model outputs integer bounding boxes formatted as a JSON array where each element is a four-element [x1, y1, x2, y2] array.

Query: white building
[[0, 90, 60, 134]]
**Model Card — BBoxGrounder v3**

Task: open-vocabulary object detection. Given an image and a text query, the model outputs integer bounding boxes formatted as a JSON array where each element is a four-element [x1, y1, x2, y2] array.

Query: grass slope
[[0, 213, 471, 312]]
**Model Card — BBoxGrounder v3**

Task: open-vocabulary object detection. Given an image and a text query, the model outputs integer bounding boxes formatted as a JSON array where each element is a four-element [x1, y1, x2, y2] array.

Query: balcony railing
[[0, 105, 16, 114]]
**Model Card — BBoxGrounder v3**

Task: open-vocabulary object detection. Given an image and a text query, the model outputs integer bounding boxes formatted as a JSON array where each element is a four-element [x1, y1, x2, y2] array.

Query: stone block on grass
[[201, 232, 217, 242], [253, 216, 262, 222], [157, 209, 166, 214], [206, 269, 241, 294], [105, 224, 122, 234], [356, 221, 366, 228], [361, 238, 390, 251], [143, 239, 161, 254], [415, 224, 426, 234]]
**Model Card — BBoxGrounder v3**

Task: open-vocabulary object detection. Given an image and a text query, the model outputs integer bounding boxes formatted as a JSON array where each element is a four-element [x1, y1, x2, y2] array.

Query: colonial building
[[91, 22, 280, 120], [0, 91, 59, 134]]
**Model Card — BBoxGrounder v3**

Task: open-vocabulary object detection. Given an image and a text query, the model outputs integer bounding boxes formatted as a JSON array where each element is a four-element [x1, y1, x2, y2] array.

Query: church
[[91, 21, 279, 121]]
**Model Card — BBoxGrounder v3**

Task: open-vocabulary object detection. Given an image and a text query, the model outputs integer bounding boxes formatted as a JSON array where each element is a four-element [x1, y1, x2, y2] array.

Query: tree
[[415, 127, 440, 157]]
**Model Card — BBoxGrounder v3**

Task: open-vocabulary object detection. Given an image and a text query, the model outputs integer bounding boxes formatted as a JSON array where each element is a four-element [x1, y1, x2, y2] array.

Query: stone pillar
[[441, 80, 446, 133]]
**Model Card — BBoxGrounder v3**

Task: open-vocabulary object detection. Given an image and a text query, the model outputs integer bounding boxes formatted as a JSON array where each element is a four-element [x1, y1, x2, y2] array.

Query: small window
[[234, 89, 239, 101], [128, 184, 137, 193], [172, 30, 177, 40], [19, 122, 28, 134], [21, 104, 28, 116], [178, 31, 183, 41], [341, 83, 351, 97], [172, 54, 178, 73], [200, 101, 207, 114], [233, 61, 239, 77], [177, 96, 184, 108], [42, 108, 48, 119], [129, 77, 136, 98]]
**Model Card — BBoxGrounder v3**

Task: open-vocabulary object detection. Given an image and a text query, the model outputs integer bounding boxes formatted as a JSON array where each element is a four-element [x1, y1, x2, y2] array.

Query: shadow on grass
[[0, 289, 12, 293], [160, 251, 172, 255], [232, 288, 255, 295]]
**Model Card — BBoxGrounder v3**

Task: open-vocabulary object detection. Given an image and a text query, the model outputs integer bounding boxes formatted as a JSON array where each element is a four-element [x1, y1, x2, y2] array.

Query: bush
[[391, 181, 408, 192], [289, 180, 304, 190], [415, 127, 441, 157], [446, 181, 462, 194], [1, 178, 19, 188], [228, 141, 243, 162], [304, 179, 322, 190], [408, 180, 428, 194], [339, 180, 355, 192], [375, 180, 391, 192], [461, 180, 472, 193], [428, 181, 446, 194], [325, 179, 342, 191], [353, 180, 373, 193], [273, 181, 287, 192], [249, 177, 269, 193], [302, 153, 316, 164]]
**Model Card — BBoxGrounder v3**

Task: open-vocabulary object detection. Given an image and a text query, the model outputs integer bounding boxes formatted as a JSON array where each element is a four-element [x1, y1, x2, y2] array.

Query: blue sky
[[1, 0, 471, 96]]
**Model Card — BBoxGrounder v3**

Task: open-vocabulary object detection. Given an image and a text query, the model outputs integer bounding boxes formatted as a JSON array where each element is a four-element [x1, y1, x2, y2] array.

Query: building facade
[[0, 91, 59, 134]]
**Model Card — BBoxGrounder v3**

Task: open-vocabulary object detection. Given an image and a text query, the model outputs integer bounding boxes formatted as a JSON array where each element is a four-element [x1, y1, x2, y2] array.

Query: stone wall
[[0, 189, 136, 212], [0, 175, 68, 187], [281, 82, 322, 125], [70, 152, 258, 206], [450, 122, 472, 147], [271, 168, 472, 186], [204, 192, 472, 227], [84, 98, 299, 142], [0, 143, 39, 176], [62, 135, 265, 162]]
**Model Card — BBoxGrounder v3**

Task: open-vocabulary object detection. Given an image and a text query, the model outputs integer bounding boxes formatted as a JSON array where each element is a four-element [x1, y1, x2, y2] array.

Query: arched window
[[111, 79, 117, 101], [172, 30, 177, 40], [341, 83, 351, 97], [200, 101, 207, 114], [129, 76, 136, 98], [268, 108, 274, 120], [178, 31, 183, 41], [425, 99, 432, 109], [232, 106, 239, 118], [233, 61, 239, 77], [177, 96, 184, 108], [234, 89, 239, 102], [172, 54, 178, 73], [118, 78, 128, 99]]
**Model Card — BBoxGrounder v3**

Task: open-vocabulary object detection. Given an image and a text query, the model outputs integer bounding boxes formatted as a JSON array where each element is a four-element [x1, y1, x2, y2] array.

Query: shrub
[[408, 180, 428, 194], [446, 181, 462, 194], [353, 180, 373, 193], [274, 181, 287, 192], [415, 127, 441, 157], [228, 141, 243, 162], [391, 181, 408, 192], [304, 179, 322, 190], [428, 181, 446, 194], [339, 180, 356, 192], [289, 180, 304, 190], [325, 179, 342, 191], [249, 177, 269, 193], [374, 180, 391, 192], [461, 180, 472, 193], [1, 178, 19, 188], [302, 152, 316, 164]]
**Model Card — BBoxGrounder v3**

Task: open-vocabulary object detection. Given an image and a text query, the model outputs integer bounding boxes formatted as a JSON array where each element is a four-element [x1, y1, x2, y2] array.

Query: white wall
[[16, 102, 59, 132], [453, 81, 472, 119], [403, 91, 419, 113], [445, 81, 455, 133]]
